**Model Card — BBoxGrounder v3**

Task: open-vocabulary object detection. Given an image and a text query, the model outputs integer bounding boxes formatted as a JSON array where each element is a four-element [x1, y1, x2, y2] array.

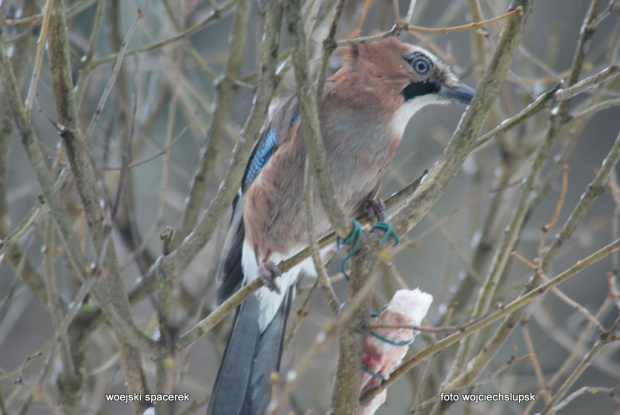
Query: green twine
[[336, 218, 409, 378], [371, 222, 400, 247], [362, 305, 417, 379], [336, 219, 363, 280], [370, 329, 414, 346], [336, 220, 400, 280], [362, 365, 385, 380]]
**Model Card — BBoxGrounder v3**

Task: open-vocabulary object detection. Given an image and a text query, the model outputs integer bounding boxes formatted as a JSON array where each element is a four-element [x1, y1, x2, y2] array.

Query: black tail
[[208, 225, 293, 415], [207, 288, 292, 415]]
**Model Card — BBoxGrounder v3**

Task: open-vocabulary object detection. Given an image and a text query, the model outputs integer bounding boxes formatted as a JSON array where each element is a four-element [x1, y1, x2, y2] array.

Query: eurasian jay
[[207, 37, 475, 415]]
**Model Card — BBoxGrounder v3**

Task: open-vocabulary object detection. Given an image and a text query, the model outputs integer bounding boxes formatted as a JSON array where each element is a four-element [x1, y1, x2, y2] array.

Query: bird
[[207, 37, 475, 415]]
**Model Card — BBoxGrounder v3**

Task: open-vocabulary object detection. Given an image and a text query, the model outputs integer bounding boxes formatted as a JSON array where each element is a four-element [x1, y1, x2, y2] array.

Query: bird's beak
[[439, 82, 476, 105]]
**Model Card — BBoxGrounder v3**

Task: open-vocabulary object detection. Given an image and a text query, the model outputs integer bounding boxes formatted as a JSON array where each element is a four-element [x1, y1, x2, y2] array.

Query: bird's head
[[331, 37, 476, 136]]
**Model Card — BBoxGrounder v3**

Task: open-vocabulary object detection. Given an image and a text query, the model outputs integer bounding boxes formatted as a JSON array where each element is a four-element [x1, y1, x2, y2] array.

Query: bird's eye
[[412, 57, 432, 76], [405, 52, 433, 77]]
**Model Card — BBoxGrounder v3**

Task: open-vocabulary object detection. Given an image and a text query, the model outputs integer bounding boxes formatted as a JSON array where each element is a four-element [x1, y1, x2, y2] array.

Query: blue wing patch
[[242, 112, 300, 188], [289, 112, 300, 127], [244, 126, 277, 186]]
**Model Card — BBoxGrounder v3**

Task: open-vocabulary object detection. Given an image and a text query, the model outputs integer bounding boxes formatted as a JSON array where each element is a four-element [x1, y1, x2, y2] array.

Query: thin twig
[[361, 237, 620, 404], [176, 0, 251, 244], [445, 126, 620, 391], [407, 5, 523, 33], [541, 316, 620, 414], [555, 64, 620, 101], [286, 0, 351, 240], [4, 0, 96, 25], [88, 0, 239, 68], [268, 320, 338, 414], [304, 158, 340, 315], [24, 0, 52, 112], [85, 2, 149, 139], [553, 386, 619, 412]]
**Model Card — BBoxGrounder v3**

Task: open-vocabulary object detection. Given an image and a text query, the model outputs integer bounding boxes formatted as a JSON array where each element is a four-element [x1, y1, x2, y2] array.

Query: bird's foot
[[257, 260, 282, 294], [364, 199, 387, 223]]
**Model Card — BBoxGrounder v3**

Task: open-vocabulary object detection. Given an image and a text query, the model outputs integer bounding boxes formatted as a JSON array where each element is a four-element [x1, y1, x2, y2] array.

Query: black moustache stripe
[[401, 81, 440, 101]]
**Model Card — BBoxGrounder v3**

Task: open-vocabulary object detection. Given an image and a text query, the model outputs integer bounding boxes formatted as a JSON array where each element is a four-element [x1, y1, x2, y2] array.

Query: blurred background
[[1, 0, 619, 414]]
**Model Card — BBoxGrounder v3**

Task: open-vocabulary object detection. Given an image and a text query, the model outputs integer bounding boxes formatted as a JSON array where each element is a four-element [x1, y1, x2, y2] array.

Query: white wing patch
[[242, 242, 335, 332]]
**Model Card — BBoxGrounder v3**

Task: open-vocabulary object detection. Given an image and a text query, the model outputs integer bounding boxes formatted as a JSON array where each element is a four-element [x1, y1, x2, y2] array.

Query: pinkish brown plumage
[[208, 37, 475, 415]]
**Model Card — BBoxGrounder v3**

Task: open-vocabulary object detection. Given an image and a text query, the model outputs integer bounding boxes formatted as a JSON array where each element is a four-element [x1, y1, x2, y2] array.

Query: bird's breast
[[243, 104, 402, 261]]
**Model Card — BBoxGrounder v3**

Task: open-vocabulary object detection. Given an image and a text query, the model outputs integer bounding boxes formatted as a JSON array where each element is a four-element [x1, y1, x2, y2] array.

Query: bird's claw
[[364, 199, 387, 223], [258, 260, 282, 294]]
